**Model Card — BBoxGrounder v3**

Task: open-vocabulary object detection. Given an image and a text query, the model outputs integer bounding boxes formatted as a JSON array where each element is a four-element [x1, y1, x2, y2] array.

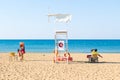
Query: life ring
[[59, 42, 63, 47]]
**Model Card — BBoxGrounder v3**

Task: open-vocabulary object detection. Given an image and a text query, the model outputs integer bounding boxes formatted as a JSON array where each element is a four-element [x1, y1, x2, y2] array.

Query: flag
[[48, 14, 72, 23]]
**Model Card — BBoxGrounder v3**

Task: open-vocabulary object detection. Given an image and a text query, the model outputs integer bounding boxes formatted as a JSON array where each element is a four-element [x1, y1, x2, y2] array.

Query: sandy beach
[[0, 53, 120, 80]]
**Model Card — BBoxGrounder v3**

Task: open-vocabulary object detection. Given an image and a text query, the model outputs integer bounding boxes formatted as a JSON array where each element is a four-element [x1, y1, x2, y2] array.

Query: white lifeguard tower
[[55, 31, 68, 53], [48, 13, 72, 63]]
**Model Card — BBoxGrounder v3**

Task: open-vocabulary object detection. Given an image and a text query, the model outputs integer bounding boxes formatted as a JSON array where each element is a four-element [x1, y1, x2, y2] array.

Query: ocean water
[[0, 39, 120, 53]]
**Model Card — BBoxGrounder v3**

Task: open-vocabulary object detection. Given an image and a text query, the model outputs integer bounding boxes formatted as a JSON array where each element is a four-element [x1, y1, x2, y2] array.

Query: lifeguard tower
[[48, 13, 73, 63], [55, 31, 68, 53]]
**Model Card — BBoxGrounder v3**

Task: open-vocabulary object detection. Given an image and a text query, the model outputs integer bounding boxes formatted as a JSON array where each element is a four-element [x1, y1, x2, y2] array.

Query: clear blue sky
[[0, 0, 120, 39]]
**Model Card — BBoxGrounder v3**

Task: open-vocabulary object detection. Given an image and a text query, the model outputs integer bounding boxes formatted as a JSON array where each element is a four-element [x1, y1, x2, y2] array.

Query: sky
[[0, 0, 120, 39]]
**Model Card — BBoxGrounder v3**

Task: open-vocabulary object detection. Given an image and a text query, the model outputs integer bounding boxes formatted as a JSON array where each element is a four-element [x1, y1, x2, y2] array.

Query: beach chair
[[54, 56, 73, 63], [87, 55, 98, 63], [9, 52, 18, 61]]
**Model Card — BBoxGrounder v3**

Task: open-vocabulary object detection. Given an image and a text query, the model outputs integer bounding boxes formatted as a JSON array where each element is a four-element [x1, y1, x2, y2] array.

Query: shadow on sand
[[24, 60, 52, 62], [23, 60, 120, 64], [70, 61, 120, 64]]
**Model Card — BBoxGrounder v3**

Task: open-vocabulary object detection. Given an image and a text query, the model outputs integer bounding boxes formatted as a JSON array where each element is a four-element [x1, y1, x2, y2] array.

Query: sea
[[0, 39, 120, 53]]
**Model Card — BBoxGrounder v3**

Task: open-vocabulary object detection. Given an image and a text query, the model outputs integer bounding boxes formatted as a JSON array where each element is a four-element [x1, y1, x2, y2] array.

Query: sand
[[0, 53, 120, 80]]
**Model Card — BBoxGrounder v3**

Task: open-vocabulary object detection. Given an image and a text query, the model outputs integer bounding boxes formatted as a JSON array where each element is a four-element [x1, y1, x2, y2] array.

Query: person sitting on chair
[[64, 52, 71, 57], [90, 49, 103, 62]]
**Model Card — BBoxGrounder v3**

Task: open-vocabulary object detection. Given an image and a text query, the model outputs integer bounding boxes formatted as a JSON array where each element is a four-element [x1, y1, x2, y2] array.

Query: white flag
[[48, 14, 72, 23], [58, 40, 64, 51]]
